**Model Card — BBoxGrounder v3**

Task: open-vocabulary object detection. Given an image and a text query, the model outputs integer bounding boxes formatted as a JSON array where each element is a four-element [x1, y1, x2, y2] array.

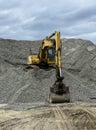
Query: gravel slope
[[0, 38, 96, 104]]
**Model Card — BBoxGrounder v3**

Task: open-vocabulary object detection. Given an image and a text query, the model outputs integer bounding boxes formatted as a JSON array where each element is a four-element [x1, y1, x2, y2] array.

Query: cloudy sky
[[0, 0, 96, 44]]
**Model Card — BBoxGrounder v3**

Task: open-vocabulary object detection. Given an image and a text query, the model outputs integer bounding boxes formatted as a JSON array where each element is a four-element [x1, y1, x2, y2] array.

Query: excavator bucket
[[49, 89, 70, 103], [48, 78, 70, 103]]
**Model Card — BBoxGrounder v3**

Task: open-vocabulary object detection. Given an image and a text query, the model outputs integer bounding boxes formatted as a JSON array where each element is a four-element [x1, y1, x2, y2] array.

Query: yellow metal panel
[[27, 55, 40, 65]]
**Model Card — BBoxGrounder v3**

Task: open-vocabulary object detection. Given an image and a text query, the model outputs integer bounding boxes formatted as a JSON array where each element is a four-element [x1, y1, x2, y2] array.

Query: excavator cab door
[[47, 47, 55, 63]]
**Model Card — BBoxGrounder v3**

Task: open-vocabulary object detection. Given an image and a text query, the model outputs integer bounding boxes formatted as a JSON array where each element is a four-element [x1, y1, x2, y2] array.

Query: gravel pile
[[0, 38, 96, 104]]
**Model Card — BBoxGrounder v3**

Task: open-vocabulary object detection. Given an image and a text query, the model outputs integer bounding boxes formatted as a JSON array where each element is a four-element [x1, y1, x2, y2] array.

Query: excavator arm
[[47, 31, 70, 103], [55, 31, 62, 78]]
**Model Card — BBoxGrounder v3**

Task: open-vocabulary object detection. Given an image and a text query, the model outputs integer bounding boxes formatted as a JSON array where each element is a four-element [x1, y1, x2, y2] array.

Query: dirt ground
[[0, 103, 96, 130]]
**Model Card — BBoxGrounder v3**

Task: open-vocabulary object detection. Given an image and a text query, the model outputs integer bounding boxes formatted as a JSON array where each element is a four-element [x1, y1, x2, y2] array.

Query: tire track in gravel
[[64, 70, 89, 89], [53, 106, 77, 130], [0, 118, 23, 130], [42, 112, 57, 130], [64, 70, 93, 100], [0, 114, 47, 130], [0, 106, 96, 130], [80, 107, 96, 129], [72, 107, 96, 130], [42, 116, 52, 130], [32, 119, 45, 130], [9, 84, 30, 104], [78, 106, 96, 118]]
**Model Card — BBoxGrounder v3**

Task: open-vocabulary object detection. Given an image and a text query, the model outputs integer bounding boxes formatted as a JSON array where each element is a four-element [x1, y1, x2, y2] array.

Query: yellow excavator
[[28, 31, 70, 103]]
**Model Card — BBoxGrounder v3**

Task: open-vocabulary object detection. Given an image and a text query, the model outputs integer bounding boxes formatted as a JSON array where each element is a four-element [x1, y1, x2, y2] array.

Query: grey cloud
[[63, 6, 96, 25], [0, 0, 96, 44], [0, 0, 20, 9]]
